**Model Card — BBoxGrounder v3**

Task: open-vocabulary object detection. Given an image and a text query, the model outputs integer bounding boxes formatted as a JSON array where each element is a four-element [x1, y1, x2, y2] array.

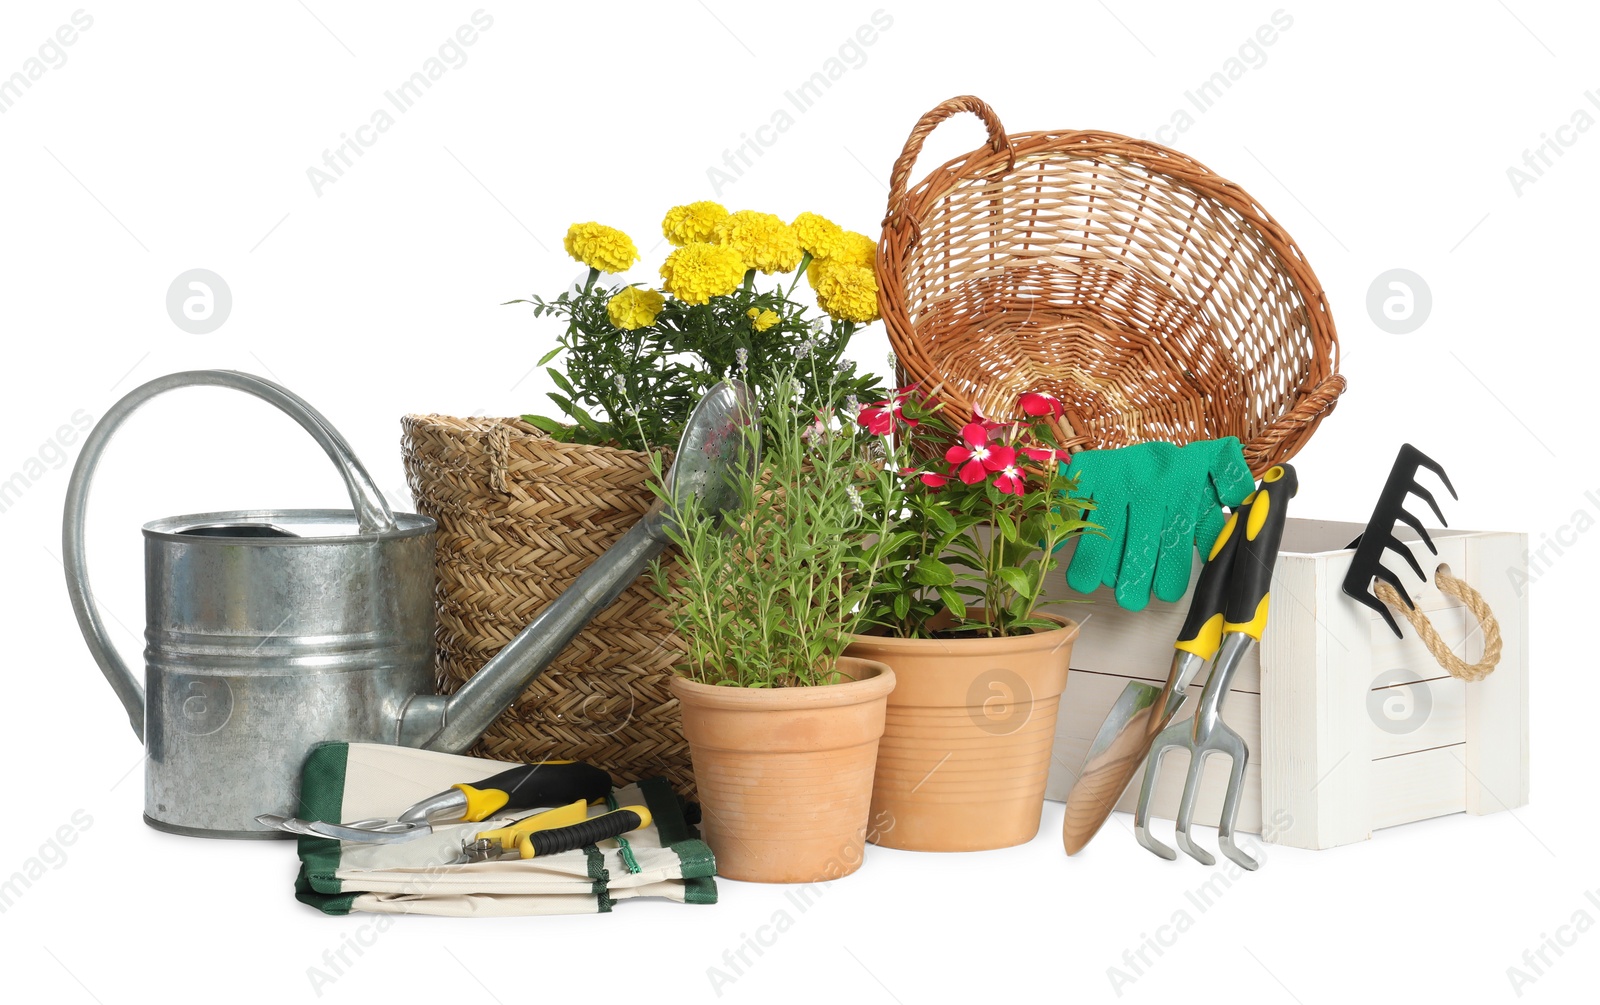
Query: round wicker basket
[[400, 414, 693, 795], [877, 95, 1345, 473]]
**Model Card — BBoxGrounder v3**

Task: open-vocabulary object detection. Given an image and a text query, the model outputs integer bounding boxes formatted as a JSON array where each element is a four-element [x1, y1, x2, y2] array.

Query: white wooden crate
[[1044, 519, 1529, 850]]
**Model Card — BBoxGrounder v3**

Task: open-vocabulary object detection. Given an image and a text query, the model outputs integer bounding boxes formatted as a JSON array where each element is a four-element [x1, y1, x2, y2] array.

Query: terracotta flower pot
[[670, 657, 895, 883], [845, 614, 1079, 851]]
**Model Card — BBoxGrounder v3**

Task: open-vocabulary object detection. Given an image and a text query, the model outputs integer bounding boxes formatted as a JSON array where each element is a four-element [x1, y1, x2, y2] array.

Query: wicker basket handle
[[884, 95, 1015, 228], [1243, 371, 1348, 473]]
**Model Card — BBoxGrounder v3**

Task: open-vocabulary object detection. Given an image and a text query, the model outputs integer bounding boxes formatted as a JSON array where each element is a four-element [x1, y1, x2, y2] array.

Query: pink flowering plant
[[852, 388, 1097, 639]]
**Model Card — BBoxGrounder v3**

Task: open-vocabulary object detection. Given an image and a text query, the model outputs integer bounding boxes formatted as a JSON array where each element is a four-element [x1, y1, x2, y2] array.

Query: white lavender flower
[[846, 485, 864, 514], [796, 339, 814, 360], [735, 347, 749, 375], [613, 374, 626, 393]]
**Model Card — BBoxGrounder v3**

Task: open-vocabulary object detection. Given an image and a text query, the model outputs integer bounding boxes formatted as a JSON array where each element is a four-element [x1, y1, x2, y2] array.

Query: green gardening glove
[[1063, 438, 1256, 611]]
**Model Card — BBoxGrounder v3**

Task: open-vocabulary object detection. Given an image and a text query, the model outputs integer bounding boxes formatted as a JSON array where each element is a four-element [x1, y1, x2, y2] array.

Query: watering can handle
[[62, 369, 398, 742]]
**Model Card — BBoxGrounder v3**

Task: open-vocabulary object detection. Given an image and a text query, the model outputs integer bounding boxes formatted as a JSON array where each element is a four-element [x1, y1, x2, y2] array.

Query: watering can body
[[140, 509, 435, 837]]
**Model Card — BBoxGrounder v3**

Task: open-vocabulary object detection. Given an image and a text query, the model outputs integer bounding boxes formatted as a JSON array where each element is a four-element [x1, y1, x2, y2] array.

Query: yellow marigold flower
[[714, 209, 803, 274], [662, 201, 729, 247], [564, 222, 639, 274], [831, 230, 878, 268], [659, 242, 747, 305], [791, 211, 844, 259], [607, 286, 665, 330], [746, 307, 780, 332], [812, 260, 880, 324]]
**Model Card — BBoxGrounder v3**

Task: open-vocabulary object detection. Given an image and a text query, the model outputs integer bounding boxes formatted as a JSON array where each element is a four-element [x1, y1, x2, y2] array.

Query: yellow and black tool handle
[[1174, 504, 1247, 661], [474, 799, 591, 853], [453, 761, 613, 822], [1223, 464, 1298, 640], [513, 806, 652, 860]]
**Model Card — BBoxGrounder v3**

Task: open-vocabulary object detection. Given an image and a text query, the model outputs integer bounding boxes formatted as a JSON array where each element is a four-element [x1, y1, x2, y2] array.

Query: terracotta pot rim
[[847, 611, 1080, 656], [669, 656, 895, 711]]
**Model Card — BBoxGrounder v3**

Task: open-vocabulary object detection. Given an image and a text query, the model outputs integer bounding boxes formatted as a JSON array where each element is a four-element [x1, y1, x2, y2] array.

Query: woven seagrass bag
[[401, 415, 693, 795]]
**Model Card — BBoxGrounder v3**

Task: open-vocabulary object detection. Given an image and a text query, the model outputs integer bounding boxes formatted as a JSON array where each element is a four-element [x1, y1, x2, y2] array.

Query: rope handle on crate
[[1373, 563, 1503, 681], [884, 95, 1016, 230]]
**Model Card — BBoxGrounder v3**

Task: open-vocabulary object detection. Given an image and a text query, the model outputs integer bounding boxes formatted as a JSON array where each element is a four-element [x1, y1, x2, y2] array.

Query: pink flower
[[970, 407, 1009, 432], [1021, 445, 1072, 464], [994, 463, 1026, 495], [857, 389, 918, 436], [802, 413, 828, 442], [858, 404, 895, 435], [899, 465, 949, 490], [1019, 392, 1065, 419], [944, 422, 1016, 485]]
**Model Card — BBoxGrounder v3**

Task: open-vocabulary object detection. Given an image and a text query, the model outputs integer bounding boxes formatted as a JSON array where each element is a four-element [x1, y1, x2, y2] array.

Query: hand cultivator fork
[[1134, 463, 1298, 870]]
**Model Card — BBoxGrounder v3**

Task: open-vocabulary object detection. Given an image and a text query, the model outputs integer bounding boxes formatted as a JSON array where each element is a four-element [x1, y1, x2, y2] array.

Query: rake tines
[[1342, 444, 1459, 638]]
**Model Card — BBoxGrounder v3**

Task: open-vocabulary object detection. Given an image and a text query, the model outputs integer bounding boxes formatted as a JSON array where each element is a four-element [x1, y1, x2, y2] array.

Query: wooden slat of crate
[[1463, 534, 1530, 815], [1369, 676, 1467, 760], [1373, 744, 1468, 829]]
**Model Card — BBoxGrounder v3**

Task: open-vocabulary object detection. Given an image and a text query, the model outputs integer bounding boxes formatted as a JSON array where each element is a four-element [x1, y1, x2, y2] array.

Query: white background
[[1, 1, 1593, 1002]]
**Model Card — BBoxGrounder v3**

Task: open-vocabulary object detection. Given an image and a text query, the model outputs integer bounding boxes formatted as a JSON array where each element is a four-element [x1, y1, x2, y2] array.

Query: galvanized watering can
[[64, 370, 750, 838]]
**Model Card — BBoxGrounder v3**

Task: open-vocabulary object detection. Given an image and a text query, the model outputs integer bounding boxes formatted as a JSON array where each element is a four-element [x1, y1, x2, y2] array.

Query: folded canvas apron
[[291, 743, 717, 917]]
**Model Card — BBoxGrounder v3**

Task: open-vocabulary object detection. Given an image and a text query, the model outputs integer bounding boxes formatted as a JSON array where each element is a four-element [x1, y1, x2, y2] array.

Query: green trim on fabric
[[584, 844, 611, 913], [641, 777, 690, 845], [294, 890, 358, 915], [600, 789, 643, 873], [681, 875, 718, 905], [292, 742, 351, 906], [668, 838, 717, 879], [616, 838, 641, 875], [638, 776, 717, 889]]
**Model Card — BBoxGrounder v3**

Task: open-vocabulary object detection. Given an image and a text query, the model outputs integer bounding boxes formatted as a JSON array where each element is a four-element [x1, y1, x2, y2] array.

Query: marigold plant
[[512, 204, 889, 448], [508, 204, 887, 452]]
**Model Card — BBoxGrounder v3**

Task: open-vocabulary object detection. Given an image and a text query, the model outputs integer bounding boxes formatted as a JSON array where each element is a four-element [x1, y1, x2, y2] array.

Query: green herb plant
[[653, 365, 904, 687]]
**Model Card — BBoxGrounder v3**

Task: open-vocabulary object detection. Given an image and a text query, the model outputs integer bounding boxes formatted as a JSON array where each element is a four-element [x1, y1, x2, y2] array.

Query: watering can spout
[[400, 379, 756, 753]]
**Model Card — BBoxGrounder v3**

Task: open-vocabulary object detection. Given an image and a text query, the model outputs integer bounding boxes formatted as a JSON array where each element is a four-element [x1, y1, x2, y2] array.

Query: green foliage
[[508, 266, 882, 453], [653, 367, 903, 687]]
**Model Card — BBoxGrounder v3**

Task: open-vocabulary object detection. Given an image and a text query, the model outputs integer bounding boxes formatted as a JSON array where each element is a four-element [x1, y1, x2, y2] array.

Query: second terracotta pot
[[670, 657, 894, 883], [846, 614, 1079, 851]]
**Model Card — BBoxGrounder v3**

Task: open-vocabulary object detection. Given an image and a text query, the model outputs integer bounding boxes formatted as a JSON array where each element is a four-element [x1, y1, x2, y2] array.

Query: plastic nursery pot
[[669, 657, 895, 884], [845, 613, 1079, 851]]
